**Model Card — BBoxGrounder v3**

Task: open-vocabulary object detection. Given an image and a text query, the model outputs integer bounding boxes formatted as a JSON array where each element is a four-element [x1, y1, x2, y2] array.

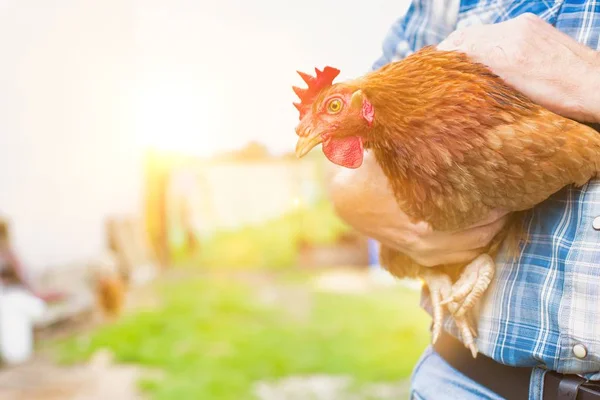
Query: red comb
[[293, 66, 340, 119]]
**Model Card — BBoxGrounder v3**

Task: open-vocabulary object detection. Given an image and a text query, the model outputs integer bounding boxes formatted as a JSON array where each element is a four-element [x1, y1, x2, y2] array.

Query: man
[[328, 1, 600, 399]]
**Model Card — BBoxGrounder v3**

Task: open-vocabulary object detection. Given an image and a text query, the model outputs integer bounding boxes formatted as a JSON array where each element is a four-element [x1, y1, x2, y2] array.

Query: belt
[[433, 330, 600, 400]]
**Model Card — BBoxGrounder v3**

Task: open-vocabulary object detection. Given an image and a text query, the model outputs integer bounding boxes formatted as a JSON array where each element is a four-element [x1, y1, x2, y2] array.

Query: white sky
[[0, 1, 411, 270], [134, 0, 411, 156]]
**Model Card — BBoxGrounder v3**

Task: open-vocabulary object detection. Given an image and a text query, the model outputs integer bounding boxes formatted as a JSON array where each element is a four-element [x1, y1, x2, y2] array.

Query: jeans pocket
[[410, 389, 426, 400], [410, 346, 506, 400], [410, 346, 434, 383]]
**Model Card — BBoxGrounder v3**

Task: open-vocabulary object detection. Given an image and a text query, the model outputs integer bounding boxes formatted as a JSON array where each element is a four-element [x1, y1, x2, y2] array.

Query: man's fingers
[[414, 249, 484, 267], [453, 214, 509, 250], [422, 213, 509, 255]]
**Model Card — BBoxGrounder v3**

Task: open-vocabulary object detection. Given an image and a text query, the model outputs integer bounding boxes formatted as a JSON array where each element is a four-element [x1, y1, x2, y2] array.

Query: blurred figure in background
[[0, 220, 62, 302], [0, 219, 62, 364]]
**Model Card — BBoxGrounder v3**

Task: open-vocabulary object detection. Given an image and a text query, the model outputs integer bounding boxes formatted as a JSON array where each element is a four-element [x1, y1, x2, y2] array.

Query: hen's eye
[[326, 98, 343, 114]]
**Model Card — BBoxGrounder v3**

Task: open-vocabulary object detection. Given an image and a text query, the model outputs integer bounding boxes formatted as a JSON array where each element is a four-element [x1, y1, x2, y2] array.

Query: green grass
[[53, 273, 430, 400], [170, 201, 352, 269]]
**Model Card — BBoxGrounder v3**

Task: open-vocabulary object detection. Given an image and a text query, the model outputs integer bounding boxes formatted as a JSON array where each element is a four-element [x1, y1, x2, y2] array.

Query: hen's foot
[[421, 269, 479, 357], [421, 269, 452, 345], [454, 313, 479, 358], [441, 254, 495, 319]]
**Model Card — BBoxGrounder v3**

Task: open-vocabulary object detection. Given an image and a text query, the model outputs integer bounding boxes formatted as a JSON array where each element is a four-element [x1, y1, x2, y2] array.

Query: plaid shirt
[[373, 0, 600, 379]]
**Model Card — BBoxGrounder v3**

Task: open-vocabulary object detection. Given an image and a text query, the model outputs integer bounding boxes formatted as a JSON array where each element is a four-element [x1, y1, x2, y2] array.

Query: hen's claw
[[421, 270, 453, 345], [441, 254, 495, 318], [421, 267, 482, 358], [456, 313, 478, 358], [444, 298, 479, 357]]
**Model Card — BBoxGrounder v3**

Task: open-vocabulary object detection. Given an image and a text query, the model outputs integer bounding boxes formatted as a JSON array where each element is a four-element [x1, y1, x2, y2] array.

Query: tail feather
[[379, 244, 422, 279]]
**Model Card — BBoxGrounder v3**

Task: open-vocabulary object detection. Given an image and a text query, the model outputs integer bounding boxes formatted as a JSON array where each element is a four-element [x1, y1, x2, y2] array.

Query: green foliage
[[54, 274, 430, 400], [171, 201, 352, 269]]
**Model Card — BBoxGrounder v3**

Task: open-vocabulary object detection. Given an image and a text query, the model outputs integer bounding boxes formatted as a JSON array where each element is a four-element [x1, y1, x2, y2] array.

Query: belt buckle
[[553, 373, 586, 400], [580, 379, 600, 399]]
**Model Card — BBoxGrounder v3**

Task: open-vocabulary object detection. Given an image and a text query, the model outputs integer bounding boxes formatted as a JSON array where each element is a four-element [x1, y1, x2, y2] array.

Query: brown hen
[[96, 274, 126, 320], [292, 46, 600, 357]]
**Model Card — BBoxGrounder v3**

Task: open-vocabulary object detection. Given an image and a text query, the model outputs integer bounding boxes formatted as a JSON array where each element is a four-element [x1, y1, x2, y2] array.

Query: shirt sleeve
[[372, 0, 461, 70]]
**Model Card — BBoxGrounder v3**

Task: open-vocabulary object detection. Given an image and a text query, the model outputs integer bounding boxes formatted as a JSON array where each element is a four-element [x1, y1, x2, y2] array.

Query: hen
[[292, 46, 600, 357], [95, 274, 126, 320]]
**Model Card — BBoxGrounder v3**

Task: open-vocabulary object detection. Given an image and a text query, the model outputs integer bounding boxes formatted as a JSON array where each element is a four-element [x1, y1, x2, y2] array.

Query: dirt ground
[[0, 360, 410, 400], [254, 375, 411, 400], [0, 282, 159, 400], [0, 349, 146, 400]]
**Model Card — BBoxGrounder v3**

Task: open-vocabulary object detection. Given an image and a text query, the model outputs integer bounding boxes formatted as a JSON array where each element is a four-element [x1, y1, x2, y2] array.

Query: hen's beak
[[295, 133, 323, 158]]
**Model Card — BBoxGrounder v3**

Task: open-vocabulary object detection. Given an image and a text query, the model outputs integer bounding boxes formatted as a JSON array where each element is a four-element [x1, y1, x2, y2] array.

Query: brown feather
[[326, 46, 600, 282]]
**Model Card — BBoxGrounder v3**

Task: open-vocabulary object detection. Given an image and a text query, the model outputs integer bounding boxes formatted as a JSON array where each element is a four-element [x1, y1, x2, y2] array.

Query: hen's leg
[[441, 254, 495, 318], [380, 247, 450, 344], [454, 312, 479, 358], [420, 269, 452, 344], [379, 246, 480, 356], [421, 269, 478, 357]]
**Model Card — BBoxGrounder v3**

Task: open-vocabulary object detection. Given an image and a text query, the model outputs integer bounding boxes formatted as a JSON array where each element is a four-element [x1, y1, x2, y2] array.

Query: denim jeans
[[409, 346, 548, 400]]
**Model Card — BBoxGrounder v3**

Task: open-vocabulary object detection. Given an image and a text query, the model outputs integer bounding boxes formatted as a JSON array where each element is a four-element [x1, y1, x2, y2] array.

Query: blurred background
[[0, 0, 431, 399]]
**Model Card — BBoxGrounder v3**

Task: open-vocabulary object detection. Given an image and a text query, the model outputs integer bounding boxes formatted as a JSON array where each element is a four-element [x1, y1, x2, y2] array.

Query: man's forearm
[[437, 14, 600, 123], [584, 51, 600, 123]]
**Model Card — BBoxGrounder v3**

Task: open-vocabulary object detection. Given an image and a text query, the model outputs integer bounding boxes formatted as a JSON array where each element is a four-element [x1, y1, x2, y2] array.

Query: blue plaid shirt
[[373, 0, 600, 379]]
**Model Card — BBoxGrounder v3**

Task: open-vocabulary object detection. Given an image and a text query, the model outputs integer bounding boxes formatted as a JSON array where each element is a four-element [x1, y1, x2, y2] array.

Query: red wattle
[[322, 136, 364, 169]]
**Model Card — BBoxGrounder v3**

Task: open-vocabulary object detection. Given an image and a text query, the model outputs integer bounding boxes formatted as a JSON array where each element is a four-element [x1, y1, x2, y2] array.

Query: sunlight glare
[[135, 79, 221, 156]]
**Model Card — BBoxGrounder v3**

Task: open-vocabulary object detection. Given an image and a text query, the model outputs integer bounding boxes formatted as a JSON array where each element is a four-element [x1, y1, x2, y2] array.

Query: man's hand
[[328, 152, 509, 267], [438, 13, 600, 123]]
